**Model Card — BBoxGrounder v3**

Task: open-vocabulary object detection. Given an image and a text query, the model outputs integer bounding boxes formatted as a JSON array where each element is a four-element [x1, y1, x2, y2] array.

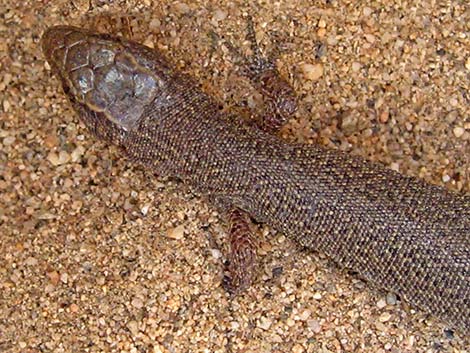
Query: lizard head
[[42, 26, 167, 146]]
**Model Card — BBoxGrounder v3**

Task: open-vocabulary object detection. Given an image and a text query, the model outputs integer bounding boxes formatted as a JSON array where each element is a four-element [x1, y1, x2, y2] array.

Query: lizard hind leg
[[223, 208, 259, 295]]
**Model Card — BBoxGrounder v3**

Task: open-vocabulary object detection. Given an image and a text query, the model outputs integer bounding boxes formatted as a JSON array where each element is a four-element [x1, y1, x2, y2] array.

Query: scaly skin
[[42, 26, 469, 332]]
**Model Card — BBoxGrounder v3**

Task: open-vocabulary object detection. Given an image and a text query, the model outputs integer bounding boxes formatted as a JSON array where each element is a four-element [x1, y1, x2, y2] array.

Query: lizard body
[[42, 26, 469, 332]]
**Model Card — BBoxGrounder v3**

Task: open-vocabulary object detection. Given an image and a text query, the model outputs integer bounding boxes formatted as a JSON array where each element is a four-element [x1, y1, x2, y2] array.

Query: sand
[[0, 0, 469, 352]]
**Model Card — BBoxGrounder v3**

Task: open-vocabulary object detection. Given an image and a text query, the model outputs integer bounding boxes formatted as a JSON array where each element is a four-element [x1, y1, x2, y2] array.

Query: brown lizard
[[41, 23, 469, 333]]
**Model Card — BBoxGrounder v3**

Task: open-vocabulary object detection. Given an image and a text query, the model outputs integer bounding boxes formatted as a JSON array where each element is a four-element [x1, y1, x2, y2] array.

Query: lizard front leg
[[213, 16, 298, 132], [214, 17, 298, 293]]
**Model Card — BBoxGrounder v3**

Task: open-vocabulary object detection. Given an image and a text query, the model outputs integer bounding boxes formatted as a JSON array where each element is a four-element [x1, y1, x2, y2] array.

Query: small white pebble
[[153, 344, 165, 353], [301, 63, 324, 81], [299, 309, 311, 321], [465, 57, 470, 71], [141, 204, 150, 216], [313, 292, 322, 300], [2, 136, 14, 146], [390, 162, 400, 172], [442, 174, 451, 183], [307, 319, 321, 333], [230, 321, 240, 330], [173, 2, 190, 14], [386, 292, 397, 305], [453, 126, 464, 138], [365, 34, 376, 43], [210, 248, 222, 259], [166, 225, 185, 240], [25, 256, 38, 266], [352, 62, 361, 72], [257, 316, 273, 330], [363, 7, 373, 16], [149, 18, 161, 30], [379, 312, 392, 322], [60, 272, 68, 284], [71, 146, 85, 162], [127, 320, 139, 336], [375, 321, 388, 331], [132, 297, 144, 309], [377, 299, 387, 309], [48, 151, 70, 166], [2, 99, 10, 112], [213, 9, 227, 22]]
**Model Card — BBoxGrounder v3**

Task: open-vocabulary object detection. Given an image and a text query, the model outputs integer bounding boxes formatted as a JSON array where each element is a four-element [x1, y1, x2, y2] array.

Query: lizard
[[41, 23, 469, 333]]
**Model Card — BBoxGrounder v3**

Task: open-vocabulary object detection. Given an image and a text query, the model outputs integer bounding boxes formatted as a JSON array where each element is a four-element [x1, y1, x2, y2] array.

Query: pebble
[[3, 99, 10, 112], [386, 293, 397, 305], [230, 321, 240, 330], [69, 303, 79, 313], [60, 272, 68, 284], [307, 319, 321, 333], [351, 62, 361, 72], [47, 271, 60, 286], [149, 18, 161, 30], [365, 34, 376, 44], [47, 151, 71, 166], [453, 126, 464, 138], [379, 312, 392, 322], [363, 7, 373, 16], [257, 316, 273, 330], [141, 204, 150, 215], [71, 146, 85, 162], [313, 292, 322, 300], [390, 162, 400, 172], [286, 317, 295, 327], [210, 248, 222, 259], [317, 28, 326, 38], [166, 224, 185, 239], [442, 174, 451, 183], [301, 63, 324, 81], [127, 320, 139, 336], [43, 134, 58, 148], [131, 297, 144, 309], [298, 309, 311, 321], [212, 9, 227, 22], [376, 298, 387, 309], [2, 135, 15, 146], [465, 57, 470, 71], [25, 256, 38, 266], [379, 110, 389, 123], [173, 2, 190, 15]]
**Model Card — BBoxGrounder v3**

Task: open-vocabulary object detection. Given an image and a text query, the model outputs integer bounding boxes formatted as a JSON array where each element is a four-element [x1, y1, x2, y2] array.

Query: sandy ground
[[1, 0, 469, 352]]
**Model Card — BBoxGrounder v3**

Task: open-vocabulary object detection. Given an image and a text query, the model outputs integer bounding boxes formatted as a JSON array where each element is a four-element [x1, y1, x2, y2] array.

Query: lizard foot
[[223, 208, 258, 295]]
